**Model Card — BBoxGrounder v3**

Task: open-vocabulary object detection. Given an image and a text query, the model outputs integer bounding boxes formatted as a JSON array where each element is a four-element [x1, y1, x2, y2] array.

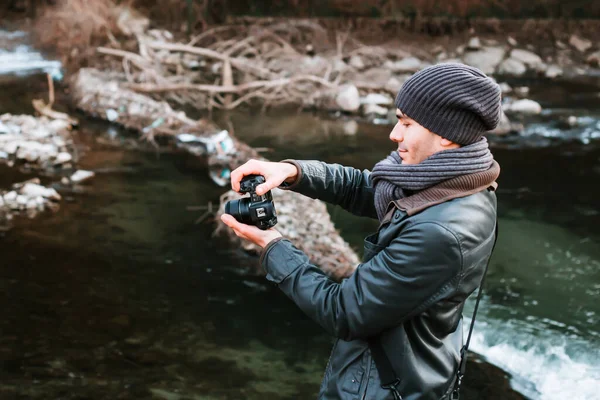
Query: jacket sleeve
[[260, 222, 463, 340], [279, 160, 378, 219]]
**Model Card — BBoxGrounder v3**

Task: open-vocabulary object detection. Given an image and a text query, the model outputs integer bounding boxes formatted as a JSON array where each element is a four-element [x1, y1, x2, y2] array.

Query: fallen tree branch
[[145, 42, 274, 78]]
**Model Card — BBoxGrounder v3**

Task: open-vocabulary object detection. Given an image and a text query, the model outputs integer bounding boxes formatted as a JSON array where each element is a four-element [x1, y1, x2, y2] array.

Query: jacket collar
[[380, 161, 500, 224]]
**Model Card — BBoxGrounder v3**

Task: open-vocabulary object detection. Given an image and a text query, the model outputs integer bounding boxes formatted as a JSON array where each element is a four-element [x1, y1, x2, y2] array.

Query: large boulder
[[497, 58, 527, 76], [335, 84, 360, 112], [509, 49, 544, 69], [503, 99, 542, 115], [462, 47, 506, 75]]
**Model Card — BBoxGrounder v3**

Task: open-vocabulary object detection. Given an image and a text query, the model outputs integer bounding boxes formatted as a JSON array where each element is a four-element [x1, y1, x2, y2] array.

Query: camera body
[[225, 175, 277, 230]]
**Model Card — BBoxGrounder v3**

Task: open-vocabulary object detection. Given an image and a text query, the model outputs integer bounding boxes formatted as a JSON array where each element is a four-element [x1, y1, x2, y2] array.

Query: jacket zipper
[[360, 352, 373, 400]]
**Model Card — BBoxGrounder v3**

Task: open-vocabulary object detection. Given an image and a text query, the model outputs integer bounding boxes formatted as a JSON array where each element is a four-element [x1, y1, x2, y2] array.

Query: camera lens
[[224, 198, 252, 224]]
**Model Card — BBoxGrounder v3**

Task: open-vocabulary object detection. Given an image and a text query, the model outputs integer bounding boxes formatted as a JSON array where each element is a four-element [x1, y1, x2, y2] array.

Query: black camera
[[224, 174, 278, 230]]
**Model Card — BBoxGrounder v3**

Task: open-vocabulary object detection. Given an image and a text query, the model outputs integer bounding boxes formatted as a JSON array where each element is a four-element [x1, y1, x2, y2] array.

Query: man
[[221, 63, 501, 399]]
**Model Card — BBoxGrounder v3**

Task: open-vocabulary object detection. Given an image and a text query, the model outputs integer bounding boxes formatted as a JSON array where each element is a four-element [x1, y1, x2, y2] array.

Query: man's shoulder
[[405, 189, 497, 246]]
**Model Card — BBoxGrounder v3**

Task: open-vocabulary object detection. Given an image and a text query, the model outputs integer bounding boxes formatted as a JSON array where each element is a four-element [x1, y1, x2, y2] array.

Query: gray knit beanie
[[395, 63, 502, 145]]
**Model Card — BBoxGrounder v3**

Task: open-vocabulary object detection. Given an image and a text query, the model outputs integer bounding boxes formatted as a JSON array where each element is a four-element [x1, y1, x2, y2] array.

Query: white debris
[[54, 152, 72, 164], [70, 170, 95, 183], [20, 183, 61, 201]]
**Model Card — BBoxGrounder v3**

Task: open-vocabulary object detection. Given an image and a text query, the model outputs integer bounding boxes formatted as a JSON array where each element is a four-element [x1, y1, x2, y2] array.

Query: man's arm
[[280, 160, 378, 220], [260, 221, 463, 340]]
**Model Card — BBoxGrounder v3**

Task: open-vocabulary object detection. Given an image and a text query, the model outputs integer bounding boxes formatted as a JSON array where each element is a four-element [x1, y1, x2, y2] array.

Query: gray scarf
[[371, 137, 494, 221]]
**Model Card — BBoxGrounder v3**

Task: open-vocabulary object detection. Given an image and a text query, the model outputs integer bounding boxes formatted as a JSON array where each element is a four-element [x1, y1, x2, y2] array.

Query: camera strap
[[368, 220, 498, 400]]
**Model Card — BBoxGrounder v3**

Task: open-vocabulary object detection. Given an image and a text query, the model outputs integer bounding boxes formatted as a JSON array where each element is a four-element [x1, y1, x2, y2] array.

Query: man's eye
[[403, 123, 410, 128]]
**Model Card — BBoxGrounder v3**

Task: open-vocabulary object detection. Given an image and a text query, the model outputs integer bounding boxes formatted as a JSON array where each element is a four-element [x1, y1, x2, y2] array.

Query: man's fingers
[[255, 183, 274, 196], [221, 214, 242, 230], [230, 160, 261, 192]]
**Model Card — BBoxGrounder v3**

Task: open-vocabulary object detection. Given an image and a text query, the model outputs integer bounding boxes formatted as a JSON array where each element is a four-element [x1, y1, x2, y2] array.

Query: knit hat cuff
[[395, 90, 487, 146]]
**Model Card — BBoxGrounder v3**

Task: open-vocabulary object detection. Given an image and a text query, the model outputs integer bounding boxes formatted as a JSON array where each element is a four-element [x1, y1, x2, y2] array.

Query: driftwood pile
[[94, 21, 394, 111]]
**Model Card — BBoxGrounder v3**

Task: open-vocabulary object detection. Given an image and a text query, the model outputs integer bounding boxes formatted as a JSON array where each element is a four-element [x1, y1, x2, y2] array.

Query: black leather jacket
[[260, 160, 499, 399]]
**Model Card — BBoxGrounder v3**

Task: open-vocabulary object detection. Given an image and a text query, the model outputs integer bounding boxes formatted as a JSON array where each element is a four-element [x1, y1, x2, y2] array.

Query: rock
[[498, 82, 512, 94], [545, 65, 563, 78], [466, 37, 482, 51], [586, 50, 600, 67], [329, 59, 346, 74], [35, 195, 45, 208], [503, 99, 542, 115], [4, 191, 17, 202], [360, 93, 393, 106], [362, 103, 389, 117], [355, 68, 392, 86], [48, 119, 70, 132], [0, 122, 9, 135], [489, 111, 512, 135], [510, 49, 544, 69], [569, 34, 592, 53], [70, 170, 96, 184], [342, 120, 358, 136], [386, 57, 422, 73], [507, 36, 517, 46], [385, 77, 403, 95], [497, 58, 527, 76], [20, 183, 61, 201], [556, 40, 567, 49], [106, 109, 119, 122], [431, 45, 445, 55], [349, 55, 365, 70], [16, 195, 28, 209], [26, 199, 38, 210], [54, 152, 72, 164], [462, 47, 506, 74], [436, 52, 448, 61], [211, 62, 222, 74], [533, 61, 548, 75]]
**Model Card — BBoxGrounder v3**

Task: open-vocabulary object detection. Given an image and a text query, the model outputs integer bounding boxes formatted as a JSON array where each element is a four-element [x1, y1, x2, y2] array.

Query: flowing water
[[1, 29, 599, 400]]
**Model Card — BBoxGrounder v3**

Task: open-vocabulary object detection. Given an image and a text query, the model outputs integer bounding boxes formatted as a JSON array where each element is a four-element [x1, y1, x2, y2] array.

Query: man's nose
[[390, 125, 403, 142]]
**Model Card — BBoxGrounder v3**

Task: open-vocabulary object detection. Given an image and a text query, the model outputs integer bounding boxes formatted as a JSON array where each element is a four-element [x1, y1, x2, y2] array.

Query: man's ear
[[440, 137, 457, 147]]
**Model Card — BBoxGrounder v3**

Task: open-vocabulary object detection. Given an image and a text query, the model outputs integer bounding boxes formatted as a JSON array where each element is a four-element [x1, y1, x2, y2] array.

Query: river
[[1, 28, 599, 400]]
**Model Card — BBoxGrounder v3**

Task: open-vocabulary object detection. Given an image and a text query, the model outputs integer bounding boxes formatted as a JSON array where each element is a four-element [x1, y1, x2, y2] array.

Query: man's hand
[[220, 214, 282, 248], [230, 159, 298, 196]]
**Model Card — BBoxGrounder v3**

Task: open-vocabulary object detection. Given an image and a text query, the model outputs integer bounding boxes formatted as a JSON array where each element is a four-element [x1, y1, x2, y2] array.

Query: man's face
[[389, 109, 443, 165]]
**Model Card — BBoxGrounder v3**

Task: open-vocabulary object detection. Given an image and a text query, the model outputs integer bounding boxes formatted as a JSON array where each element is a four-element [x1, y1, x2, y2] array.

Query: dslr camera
[[225, 174, 278, 230]]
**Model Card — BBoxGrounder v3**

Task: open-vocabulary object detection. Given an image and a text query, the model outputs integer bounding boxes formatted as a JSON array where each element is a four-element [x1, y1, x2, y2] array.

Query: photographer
[[221, 63, 501, 400]]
